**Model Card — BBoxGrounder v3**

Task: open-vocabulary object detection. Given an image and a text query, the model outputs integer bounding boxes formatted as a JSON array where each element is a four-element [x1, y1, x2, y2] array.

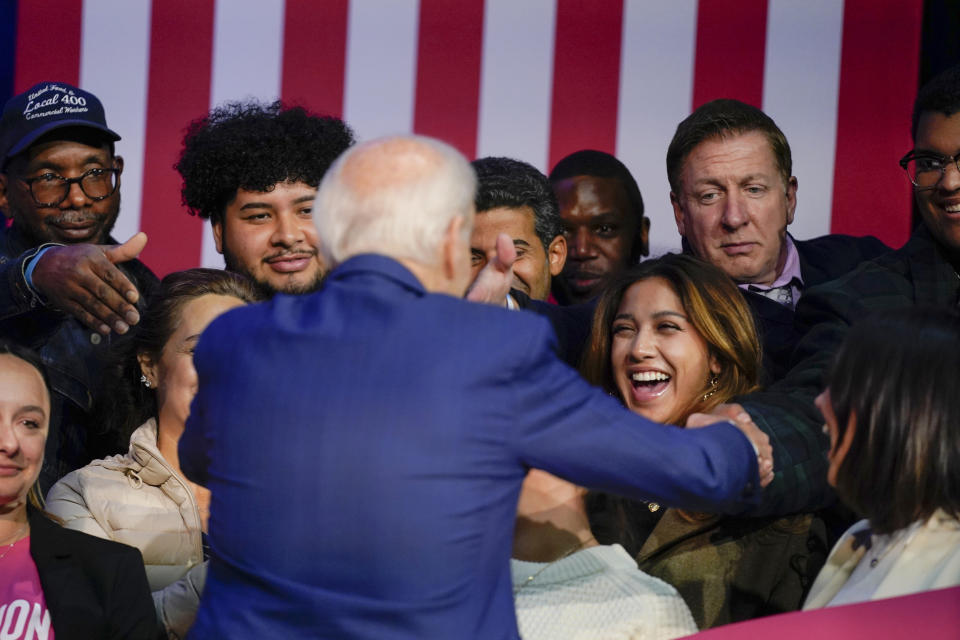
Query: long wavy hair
[[582, 254, 763, 544], [581, 253, 761, 425]]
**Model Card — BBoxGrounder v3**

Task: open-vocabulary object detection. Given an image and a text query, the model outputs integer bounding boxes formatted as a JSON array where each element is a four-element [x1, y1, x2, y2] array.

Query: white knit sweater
[[511, 544, 698, 640]]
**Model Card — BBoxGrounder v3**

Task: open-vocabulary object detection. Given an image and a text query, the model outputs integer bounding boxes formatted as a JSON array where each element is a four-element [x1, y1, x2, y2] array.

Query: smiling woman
[[581, 254, 827, 629], [0, 341, 161, 639]]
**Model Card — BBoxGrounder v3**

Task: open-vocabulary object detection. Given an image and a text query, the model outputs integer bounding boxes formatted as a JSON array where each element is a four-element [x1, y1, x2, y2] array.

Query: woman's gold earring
[[702, 375, 719, 402]]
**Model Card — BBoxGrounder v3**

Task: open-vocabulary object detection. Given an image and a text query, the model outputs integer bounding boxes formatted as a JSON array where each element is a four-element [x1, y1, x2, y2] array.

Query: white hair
[[314, 135, 476, 266]]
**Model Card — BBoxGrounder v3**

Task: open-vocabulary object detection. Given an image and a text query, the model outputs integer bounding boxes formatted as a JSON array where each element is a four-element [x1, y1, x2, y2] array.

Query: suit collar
[[328, 254, 427, 297], [792, 234, 830, 285], [27, 506, 80, 620]]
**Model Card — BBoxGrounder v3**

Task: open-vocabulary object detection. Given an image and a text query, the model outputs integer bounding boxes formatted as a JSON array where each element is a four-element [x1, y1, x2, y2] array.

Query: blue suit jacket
[[180, 254, 759, 639]]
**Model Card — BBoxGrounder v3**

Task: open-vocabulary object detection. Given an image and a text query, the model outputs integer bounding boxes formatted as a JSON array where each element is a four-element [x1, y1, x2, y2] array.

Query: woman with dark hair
[[582, 254, 826, 629], [45, 269, 263, 638], [1, 341, 161, 638], [804, 307, 960, 608]]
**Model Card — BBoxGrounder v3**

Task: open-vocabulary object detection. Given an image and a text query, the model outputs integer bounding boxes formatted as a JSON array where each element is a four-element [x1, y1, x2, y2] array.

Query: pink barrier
[[682, 586, 960, 638]]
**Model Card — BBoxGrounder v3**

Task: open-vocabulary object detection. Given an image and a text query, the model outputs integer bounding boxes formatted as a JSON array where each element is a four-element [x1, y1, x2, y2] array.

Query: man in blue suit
[[179, 135, 773, 638]]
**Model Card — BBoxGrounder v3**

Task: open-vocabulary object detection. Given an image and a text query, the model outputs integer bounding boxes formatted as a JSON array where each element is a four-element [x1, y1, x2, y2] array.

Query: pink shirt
[[0, 537, 54, 639], [738, 235, 804, 308]]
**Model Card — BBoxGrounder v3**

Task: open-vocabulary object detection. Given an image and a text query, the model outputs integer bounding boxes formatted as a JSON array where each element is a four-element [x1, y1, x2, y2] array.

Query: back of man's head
[[314, 135, 476, 267], [176, 100, 355, 225], [549, 150, 646, 262], [472, 156, 562, 251], [666, 99, 792, 194], [912, 65, 960, 141]]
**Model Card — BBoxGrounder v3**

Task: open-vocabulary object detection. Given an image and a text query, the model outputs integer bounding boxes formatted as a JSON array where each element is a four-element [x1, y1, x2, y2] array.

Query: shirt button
[[90, 333, 102, 345]]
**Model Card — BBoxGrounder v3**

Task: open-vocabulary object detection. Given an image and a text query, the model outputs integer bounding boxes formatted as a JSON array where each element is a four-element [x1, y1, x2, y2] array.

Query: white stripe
[[762, 0, 845, 241], [615, 0, 698, 258], [475, 0, 557, 170], [202, 0, 286, 268], [343, 0, 420, 141], [79, 0, 152, 247]]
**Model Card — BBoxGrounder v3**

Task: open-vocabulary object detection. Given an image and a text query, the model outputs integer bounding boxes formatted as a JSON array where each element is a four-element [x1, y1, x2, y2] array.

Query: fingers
[[104, 232, 147, 264], [728, 411, 775, 488], [684, 412, 716, 429], [684, 402, 745, 428], [31, 244, 143, 334], [465, 233, 517, 305], [492, 233, 517, 271], [102, 233, 147, 304]]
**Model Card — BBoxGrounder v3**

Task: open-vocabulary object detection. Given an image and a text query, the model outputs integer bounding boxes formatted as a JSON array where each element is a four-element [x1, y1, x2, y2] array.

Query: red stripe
[[137, 0, 214, 277], [547, 0, 623, 171], [280, 0, 348, 117], [14, 0, 82, 91], [413, 0, 485, 159], [691, 0, 768, 109], [830, 0, 922, 247]]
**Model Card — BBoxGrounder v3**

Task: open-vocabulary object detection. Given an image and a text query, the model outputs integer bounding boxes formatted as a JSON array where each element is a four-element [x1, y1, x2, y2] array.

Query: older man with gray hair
[[179, 135, 771, 638]]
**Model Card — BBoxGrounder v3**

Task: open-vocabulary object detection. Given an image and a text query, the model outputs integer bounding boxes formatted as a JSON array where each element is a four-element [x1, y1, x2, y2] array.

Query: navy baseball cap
[[0, 81, 121, 166]]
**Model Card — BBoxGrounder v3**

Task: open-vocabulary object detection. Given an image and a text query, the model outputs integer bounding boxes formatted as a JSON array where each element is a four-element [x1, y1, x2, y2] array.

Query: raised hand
[[31, 232, 148, 335]]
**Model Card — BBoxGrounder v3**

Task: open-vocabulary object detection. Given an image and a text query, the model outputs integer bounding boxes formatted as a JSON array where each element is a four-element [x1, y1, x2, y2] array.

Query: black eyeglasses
[[899, 151, 960, 190], [19, 167, 121, 207]]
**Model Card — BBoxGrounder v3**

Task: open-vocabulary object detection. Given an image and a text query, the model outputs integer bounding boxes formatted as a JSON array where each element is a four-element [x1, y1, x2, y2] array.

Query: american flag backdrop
[[9, 0, 924, 277]]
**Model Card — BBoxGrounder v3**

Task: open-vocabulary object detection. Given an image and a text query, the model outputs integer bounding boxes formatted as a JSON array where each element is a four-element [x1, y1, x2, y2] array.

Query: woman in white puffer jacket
[[46, 269, 263, 639]]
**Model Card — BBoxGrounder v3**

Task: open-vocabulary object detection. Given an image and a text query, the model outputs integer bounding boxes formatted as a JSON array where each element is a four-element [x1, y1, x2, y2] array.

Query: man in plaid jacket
[[724, 64, 960, 517]]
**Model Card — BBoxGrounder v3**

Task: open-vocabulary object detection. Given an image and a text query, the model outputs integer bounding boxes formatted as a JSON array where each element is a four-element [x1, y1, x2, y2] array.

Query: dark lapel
[[793, 237, 833, 288], [27, 507, 104, 640]]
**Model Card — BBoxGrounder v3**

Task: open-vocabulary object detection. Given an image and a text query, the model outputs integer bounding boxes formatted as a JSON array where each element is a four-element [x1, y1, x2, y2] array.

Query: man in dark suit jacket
[[667, 100, 889, 382], [700, 66, 960, 517], [179, 135, 772, 639]]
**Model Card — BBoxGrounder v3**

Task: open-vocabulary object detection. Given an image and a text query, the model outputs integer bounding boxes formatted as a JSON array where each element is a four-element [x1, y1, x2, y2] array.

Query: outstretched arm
[[30, 232, 148, 335]]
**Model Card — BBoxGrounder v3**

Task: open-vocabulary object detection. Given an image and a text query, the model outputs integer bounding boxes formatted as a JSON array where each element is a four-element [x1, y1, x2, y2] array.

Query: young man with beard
[[0, 81, 158, 488], [176, 101, 355, 296]]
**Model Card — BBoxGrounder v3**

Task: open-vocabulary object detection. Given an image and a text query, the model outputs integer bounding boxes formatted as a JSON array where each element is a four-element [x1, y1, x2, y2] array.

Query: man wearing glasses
[[0, 81, 157, 488], [695, 64, 960, 520]]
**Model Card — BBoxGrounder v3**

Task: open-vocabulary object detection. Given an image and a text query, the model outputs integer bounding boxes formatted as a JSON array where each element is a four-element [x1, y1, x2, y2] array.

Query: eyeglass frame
[[898, 150, 960, 190], [18, 167, 122, 208]]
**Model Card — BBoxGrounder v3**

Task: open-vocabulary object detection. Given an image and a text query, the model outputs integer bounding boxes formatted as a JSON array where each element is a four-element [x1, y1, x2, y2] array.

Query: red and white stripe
[[13, 0, 923, 277]]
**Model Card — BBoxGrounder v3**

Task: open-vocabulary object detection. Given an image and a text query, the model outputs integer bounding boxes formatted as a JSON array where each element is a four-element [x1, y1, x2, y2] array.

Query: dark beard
[[221, 247, 325, 298]]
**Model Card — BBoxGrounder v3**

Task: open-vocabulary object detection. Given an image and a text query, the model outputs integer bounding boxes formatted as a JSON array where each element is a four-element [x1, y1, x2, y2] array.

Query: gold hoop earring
[[702, 375, 719, 402]]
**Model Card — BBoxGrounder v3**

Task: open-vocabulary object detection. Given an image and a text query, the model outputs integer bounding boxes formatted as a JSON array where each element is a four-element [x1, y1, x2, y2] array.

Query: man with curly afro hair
[[176, 101, 354, 295]]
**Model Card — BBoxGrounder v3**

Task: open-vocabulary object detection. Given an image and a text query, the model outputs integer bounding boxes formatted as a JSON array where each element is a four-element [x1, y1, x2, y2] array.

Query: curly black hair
[[176, 100, 355, 224]]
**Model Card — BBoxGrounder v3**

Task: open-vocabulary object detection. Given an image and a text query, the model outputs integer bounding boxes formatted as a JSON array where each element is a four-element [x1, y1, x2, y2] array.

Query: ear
[[670, 192, 686, 237], [708, 353, 722, 376], [137, 352, 158, 388], [639, 216, 650, 257], [212, 219, 225, 254], [785, 176, 798, 225], [113, 155, 124, 174], [547, 234, 567, 276]]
